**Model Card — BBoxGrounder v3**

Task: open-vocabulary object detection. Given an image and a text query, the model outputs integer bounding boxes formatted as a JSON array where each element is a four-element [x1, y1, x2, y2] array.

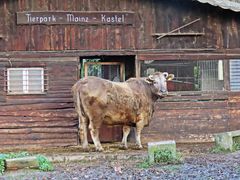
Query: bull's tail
[[72, 84, 88, 147], [72, 84, 85, 118], [72, 85, 79, 116]]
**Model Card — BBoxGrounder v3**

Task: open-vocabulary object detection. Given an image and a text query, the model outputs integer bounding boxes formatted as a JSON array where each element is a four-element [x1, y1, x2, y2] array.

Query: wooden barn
[[0, 0, 240, 149]]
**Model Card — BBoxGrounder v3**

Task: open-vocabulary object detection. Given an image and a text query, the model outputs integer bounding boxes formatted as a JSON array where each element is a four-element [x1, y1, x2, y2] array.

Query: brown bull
[[72, 72, 174, 151]]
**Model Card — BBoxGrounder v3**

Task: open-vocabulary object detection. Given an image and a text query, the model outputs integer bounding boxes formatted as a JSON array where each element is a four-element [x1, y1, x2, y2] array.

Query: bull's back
[[75, 76, 111, 106]]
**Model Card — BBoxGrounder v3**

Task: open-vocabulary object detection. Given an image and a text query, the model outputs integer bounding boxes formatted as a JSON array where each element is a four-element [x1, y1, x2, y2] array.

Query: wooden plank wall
[[0, 58, 78, 149], [154, 0, 240, 49], [0, 60, 7, 103], [0, 0, 239, 52], [0, 0, 137, 51], [228, 92, 240, 131], [142, 91, 238, 144], [0, 0, 240, 148]]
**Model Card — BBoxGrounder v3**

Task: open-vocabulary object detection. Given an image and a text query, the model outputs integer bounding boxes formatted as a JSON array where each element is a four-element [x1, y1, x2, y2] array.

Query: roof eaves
[[196, 0, 240, 12]]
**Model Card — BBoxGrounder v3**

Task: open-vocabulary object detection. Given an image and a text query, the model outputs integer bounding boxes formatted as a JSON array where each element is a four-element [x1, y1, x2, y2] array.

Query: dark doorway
[[80, 55, 135, 81]]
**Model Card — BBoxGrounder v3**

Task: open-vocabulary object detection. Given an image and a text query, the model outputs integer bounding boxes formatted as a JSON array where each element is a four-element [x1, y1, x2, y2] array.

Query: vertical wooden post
[[135, 55, 140, 78], [84, 62, 88, 78], [120, 62, 125, 81], [224, 60, 230, 91]]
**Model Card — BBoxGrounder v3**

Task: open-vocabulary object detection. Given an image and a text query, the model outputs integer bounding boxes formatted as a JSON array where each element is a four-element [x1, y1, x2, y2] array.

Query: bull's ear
[[145, 75, 155, 84], [166, 74, 174, 81]]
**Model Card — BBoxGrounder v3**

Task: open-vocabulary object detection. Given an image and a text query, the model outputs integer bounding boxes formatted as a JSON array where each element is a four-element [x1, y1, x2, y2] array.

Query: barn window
[[6, 68, 46, 94], [141, 60, 225, 91], [230, 59, 240, 91]]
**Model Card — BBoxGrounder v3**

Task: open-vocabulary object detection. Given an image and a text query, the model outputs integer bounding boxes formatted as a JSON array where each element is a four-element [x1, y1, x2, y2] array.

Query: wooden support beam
[[156, 18, 201, 40], [152, 32, 204, 37]]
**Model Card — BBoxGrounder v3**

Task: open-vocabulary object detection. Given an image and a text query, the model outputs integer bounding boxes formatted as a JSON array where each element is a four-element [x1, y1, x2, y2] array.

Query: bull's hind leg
[[89, 121, 103, 152], [79, 116, 89, 150], [135, 121, 145, 149], [120, 125, 131, 149]]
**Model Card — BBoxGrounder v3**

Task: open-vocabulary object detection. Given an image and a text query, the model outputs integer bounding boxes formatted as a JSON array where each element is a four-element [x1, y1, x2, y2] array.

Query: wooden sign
[[16, 11, 134, 25]]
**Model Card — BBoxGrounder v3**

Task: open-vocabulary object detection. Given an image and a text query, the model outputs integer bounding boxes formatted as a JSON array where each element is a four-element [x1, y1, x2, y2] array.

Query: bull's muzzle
[[157, 90, 168, 98]]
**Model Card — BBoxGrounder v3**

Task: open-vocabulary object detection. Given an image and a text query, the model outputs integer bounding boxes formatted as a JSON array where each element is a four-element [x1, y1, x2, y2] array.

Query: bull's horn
[[166, 74, 174, 81], [145, 75, 155, 84], [148, 75, 154, 81]]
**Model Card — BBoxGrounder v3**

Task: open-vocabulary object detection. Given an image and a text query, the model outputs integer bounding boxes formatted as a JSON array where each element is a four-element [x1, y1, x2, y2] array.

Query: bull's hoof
[[81, 144, 90, 152], [119, 144, 128, 150], [82, 146, 90, 152], [82, 148, 90, 152], [95, 147, 104, 152], [134, 144, 143, 150]]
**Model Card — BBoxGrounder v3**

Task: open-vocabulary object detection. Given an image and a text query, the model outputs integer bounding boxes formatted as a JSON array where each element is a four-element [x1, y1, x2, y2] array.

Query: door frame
[[84, 61, 125, 81]]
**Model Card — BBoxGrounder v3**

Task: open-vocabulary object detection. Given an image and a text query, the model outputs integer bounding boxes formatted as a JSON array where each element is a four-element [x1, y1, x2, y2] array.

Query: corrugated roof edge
[[196, 0, 240, 12]]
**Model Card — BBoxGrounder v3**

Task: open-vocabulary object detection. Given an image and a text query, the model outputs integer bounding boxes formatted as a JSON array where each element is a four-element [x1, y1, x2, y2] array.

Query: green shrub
[[36, 155, 54, 171], [210, 142, 240, 153], [154, 149, 174, 163], [0, 157, 5, 175], [233, 142, 240, 151], [210, 146, 230, 153], [137, 149, 182, 169], [137, 158, 151, 169], [154, 149, 182, 164]]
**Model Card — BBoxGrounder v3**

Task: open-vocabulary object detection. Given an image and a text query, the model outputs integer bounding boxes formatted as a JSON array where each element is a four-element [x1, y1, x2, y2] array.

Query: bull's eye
[[163, 72, 169, 78]]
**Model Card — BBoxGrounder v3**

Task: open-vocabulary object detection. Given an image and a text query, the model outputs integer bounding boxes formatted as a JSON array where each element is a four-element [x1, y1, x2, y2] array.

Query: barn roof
[[195, 0, 240, 12]]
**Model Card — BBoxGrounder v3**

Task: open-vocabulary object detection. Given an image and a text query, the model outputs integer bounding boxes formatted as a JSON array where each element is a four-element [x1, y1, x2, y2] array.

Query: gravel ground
[[1, 145, 240, 180]]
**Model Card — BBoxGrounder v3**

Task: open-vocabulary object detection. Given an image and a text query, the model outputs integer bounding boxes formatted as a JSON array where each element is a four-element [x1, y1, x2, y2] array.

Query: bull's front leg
[[135, 121, 145, 149], [120, 125, 131, 149]]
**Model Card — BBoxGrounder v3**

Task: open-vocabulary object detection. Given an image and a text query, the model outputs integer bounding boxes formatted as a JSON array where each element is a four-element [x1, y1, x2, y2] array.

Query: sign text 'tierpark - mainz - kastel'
[[16, 11, 134, 25]]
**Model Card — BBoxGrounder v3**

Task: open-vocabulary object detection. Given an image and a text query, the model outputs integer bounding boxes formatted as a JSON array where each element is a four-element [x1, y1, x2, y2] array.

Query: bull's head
[[145, 72, 174, 98]]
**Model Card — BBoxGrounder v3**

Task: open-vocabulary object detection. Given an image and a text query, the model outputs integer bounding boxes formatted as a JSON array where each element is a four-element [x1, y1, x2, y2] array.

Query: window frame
[[139, 59, 230, 92], [229, 59, 240, 92], [7, 67, 46, 95]]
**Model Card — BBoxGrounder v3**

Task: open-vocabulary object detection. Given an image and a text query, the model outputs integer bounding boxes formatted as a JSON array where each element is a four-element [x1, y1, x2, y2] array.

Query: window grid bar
[[6, 67, 47, 94], [23, 69, 28, 93]]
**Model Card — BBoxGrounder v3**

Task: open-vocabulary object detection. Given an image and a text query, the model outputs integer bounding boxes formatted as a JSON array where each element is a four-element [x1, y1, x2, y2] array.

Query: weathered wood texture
[[0, 0, 240, 149], [153, 0, 240, 49], [228, 92, 240, 132], [5, 156, 39, 170], [0, 59, 79, 148], [142, 91, 240, 144], [0, 0, 239, 52]]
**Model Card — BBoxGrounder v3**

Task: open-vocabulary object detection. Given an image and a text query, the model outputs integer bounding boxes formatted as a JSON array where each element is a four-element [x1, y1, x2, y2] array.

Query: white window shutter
[[230, 59, 240, 91]]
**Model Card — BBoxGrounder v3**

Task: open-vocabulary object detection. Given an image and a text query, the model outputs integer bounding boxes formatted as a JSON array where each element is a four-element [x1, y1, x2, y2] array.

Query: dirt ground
[[1, 143, 240, 180]]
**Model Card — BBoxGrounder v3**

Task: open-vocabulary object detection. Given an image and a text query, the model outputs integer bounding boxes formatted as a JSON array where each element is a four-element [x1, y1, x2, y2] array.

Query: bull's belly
[[103, 112, 136, 126]]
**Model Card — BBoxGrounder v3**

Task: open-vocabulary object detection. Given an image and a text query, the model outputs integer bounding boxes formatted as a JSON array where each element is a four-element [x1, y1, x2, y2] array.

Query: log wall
[[0, 0, 240, 149], [0, 58, 79, 149], [142, 91, 240, 144], [228, 92, 240, 131]]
